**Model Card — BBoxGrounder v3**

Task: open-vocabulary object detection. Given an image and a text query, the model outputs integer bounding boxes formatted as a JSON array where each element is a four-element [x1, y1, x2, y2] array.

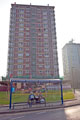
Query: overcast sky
[[0, 0, 80, 77]]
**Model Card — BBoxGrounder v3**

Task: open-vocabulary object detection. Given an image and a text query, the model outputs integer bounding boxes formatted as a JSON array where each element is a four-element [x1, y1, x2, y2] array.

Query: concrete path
[[1, 105, 80, 120]]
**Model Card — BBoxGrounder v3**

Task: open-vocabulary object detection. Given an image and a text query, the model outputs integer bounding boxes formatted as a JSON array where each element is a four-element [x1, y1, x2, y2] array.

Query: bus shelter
[[9, 78, 63, 109]]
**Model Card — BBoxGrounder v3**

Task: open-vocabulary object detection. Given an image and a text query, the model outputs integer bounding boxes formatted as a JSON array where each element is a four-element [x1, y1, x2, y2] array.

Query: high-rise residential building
[[62, 40, 80, 88], [7, 3, 59, 79]]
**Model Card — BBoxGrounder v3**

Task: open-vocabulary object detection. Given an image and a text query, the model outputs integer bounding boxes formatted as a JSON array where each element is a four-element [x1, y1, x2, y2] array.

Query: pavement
[[0, 89, 80, 114]]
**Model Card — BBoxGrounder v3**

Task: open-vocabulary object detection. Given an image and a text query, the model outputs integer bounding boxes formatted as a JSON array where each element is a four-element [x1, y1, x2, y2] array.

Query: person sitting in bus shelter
[[34, 91, 40, 103], [28, 92, 35, 107]]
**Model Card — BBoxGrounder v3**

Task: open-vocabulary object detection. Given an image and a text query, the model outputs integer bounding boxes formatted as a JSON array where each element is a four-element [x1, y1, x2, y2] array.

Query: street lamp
[[72, 67, 75, 93]]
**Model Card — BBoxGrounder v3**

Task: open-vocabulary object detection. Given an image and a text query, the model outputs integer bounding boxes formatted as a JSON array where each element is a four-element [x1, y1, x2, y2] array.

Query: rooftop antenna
[[69, 39, 74, 43]]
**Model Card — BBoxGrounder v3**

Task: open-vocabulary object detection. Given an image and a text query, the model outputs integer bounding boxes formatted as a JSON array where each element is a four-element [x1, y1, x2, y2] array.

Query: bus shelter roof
[[10, 78, 61, 83]]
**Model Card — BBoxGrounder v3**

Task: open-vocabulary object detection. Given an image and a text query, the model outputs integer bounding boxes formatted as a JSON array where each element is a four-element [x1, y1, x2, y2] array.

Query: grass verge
[[0, 89, 75, 105]]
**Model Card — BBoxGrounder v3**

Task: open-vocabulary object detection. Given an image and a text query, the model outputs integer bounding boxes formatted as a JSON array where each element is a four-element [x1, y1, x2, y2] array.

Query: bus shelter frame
[[9, 78, 63, 109]]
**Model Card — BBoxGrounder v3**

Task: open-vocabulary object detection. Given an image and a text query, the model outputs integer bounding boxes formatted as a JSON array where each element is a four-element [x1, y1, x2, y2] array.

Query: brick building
[[7, 3, 59, 79]]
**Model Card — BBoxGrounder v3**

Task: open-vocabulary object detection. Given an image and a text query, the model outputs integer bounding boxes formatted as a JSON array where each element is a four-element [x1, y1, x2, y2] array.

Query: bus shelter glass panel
[[11, 81, 61, 103]]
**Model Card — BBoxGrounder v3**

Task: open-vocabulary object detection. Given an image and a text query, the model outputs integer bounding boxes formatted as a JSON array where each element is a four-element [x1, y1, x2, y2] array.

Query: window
[[18, 53, 23, 57], [44, 54, 49, 57], [26, 48, 29, 50], [54, 65, 58, 69], [50, 11, 54, 16], [9, 59, 13, 63], [18, 48, 23, 51], [31, 29, 36, 32], [32, 55, 36, 59], [44, 38, 48, 42], [37, 24, 42, 27], [26, 8, 30, 14], [19, 32, 24, 37], [45, 65, 50, 68], [19, 38, 24, 41], [17, 59, 23, 63], [26, 14, 30, 17], [43, 15, 47, 20], [25, 70, 29, 74], [26, 64, 29, 67], [10, 27, 15, 32], [31, 38, 36, 41], [26, 58, 30, 62], [10, 37, 14, 41], [9, 42, 14, 47], [32, 49, 36, 54], [26, 27, 30, 30], [51, 16, 54, 21], [17, 70, 23, 75], [19, 14, 24, 17], [9, 65, 13, 69], [51, 20, 55, 25], [44, 58, 50, 62], [19, 18, 24, 22], [25, 37, 30, 40], [44, 42, 49, 46], [10, 32, 14, 36], [43, 11, 47, 15], [9, 48, 13, 52], [31, 14, 36, 18], [46, 70, 50, 74], [9, 53, 13, 57], [38, 33, 42, 36], [39, 71, 42, 73], [19, 23, 24, 27], [37, 19, 41, 23], [44, 48, 49, 51], [32, 61, 36, 65], [10, 23, 15, 27], [18, 42, 23, 46], [43, 20, 48, 24], [18, 65, 23, 68], [44, 33, 48, 37], [19, 9, 24, 13], [38, 54, 42, 57], [31, 24, 36, 27], [12, 8, 16, 13], [8, 71, 13, 75], [38, 59, 43, 62], [26, 53, 29, 56], [19, 28, 24, 31], [26, 42, 30, 46], [38, 65, 43, 68], [26, 32, 29, 35], [32, 42, 36, 46], [43, 25, 48, 29], [31, 19, 36, 22], [31, 33, 37, 37], [37, 42, 43, 46]]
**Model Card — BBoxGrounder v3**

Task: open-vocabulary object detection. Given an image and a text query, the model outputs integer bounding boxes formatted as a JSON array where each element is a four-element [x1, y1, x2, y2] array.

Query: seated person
[[34, 91, 39, 103], [39, 91, 46, 103], [28, 92, 35, 102]]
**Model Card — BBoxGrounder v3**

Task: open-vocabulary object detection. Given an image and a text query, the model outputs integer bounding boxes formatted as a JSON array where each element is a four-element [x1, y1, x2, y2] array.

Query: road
[[1, 105, 80, 120]]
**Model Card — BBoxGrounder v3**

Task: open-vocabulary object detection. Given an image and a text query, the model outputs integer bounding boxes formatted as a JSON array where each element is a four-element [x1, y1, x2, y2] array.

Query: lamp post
[[72, 67, 75, 93]]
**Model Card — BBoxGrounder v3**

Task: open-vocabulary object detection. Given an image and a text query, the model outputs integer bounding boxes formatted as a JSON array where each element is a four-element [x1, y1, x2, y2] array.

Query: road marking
[[12, 116, 24, 120], [36, 111, 46, 114]]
